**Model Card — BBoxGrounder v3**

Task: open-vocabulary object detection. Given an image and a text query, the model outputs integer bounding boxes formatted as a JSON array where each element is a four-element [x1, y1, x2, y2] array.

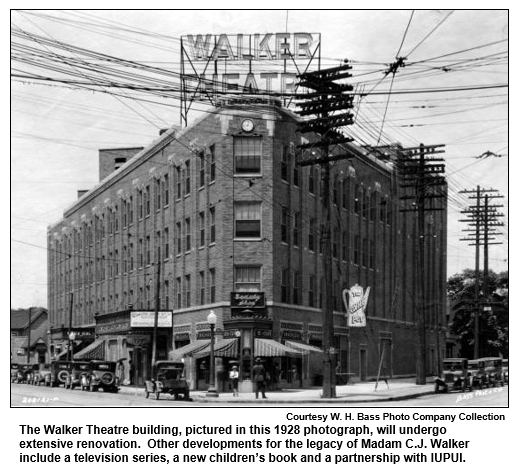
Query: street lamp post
[[68, 332, 76, 361], [206, 310, 219, 397]]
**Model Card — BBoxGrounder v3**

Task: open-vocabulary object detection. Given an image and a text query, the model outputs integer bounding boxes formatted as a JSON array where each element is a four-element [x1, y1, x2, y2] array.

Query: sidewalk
[[190, 378, 435, 404], [119, 378, 435, 404]]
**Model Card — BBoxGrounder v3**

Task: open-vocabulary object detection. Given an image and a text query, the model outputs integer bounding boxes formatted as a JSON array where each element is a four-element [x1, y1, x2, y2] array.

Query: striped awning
[[169, 340, 211, 360], [285, 341, 324, 355], [194, 339, 239, 358], [74, 338, 105, 360], [254, 338, 302, 357]]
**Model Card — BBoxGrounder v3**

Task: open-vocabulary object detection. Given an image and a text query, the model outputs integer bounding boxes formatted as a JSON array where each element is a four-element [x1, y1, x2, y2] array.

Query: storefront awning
[[285, 340, 324, 355], [169, 340, 210, 360], [193, 339, 239, 358], [254, 338, 302, 357], [74, 338, 105, 360]]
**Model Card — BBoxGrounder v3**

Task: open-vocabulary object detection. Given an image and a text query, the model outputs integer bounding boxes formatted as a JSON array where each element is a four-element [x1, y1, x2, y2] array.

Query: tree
[[447, 269, 508, 358]]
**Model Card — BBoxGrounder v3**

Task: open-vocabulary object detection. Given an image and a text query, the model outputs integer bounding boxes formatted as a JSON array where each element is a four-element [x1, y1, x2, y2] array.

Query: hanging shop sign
[[343, 284, 370, 327], [230, 292, 265, 309], [130, 311, 173, 328], [126, 334, 151, 346]]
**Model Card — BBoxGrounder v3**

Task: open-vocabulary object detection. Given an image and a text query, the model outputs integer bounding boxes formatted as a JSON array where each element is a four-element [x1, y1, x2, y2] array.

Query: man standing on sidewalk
[[252, 358, 267, 399]]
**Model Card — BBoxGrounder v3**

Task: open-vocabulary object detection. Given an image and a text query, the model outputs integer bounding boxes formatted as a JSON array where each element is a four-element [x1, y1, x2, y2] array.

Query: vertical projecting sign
[[343, 284, 370, 327]]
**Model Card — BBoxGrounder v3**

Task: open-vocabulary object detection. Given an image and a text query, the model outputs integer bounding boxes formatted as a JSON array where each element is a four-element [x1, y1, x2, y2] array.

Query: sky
[[10, 9, 509, 308]]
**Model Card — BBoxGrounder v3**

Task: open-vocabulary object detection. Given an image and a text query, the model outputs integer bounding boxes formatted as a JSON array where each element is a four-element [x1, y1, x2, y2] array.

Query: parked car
[[65, 361, 91, 390], [468, 359, 488, 389], [435, 358, 472, 393], [85, 360, 119, 392], [14, 364, 36, 384], [32, 363, 52, 386], [145, 361, 190, 401], [49, 360, 73, 387], [478, 357, 504, 387], [502, 359, 508, 384], [11, 363, 19, 383]]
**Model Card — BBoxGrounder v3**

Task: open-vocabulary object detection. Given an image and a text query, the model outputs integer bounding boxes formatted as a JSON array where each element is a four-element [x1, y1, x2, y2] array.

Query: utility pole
[[459, 187, 503, 358], [296, 62, 354, 398], [67, 292, 74, 361], [151, 257, 161, 378], [398, 144, 446, 385], [27, 307, 32, 364]]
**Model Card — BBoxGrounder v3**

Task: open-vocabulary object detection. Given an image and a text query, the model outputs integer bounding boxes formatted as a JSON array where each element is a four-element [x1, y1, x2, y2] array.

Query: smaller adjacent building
[[10, 308, 49, 364]]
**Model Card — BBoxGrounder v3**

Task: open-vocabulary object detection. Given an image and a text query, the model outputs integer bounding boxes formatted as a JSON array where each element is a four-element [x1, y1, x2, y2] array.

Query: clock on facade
[[241, 119, 254, 132]]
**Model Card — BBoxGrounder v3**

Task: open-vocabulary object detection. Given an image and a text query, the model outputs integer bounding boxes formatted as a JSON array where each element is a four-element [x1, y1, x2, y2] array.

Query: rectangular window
[[185, 218, 191, 252], [281, 206, 288, 243], [163, 173, 169, 207], [293, 150, 299, 186], [369, 240, 375, 269], [341, 181, 348, 209], [176, 166, 181, 199], [370, 193, 377, 221], [309, 218, 315, 251], [138, 239, 143, 268], [332, 227, 339, 258], [209, 145, 216, 182], [184, 275, 191, 308], [235, 202, 261, 238], [293, 271, 300, 305], [199, 271, 205, 305], [234, 136, 262, 174], [235, 265, 261, 292], [122, 201, 127, 228], [199, 211, 205, 247], [281, 269, 289, 303], [155, 179, 161, 211], [209, 206, 216, 244], [156, 231, 161, 261], [354, 185, 361, 214], [362, 193, 369, 219], [184, 160, 191, 196], [176, 277, 182, 309], [164, 280, 169, 309], [129, 242, 134, 271], [333, 180, 338, 205], [308, 275, 315, 307], [293, 212, 300, 247], [146, 236, 151, 265], [138, 190, 143, 220], [176, 222, 182, 255], [145, 185, 151, 216], [164, 227, 169, 259], [114, 207, 119, 232], [209, 268, 216, 303], [354, 235, 360, 265], [380, 198, 387, 223], [199, 151, 205, 188], [281, 145, 289, 182], [319, 224, 325, 254]]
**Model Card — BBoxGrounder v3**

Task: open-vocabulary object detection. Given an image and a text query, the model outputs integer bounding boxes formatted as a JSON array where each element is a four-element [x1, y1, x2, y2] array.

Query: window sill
[[233, 237, 262, 242], [233, 173, 262, 178]]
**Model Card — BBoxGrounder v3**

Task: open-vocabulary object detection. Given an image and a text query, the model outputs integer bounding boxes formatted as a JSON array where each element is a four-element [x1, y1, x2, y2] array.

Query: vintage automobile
[[11, 363, 19, 383], [502, 359, 508, 384], [32, 363, 52, 386], [435, 358, 472, 393], [85, 360, 120, 393], [65, 361, 91, 390], [467, 359, 487, 389], [478, 357, 504, 387], [49, 360, 73, 387], [14, 364, 36, 384], [145, 361, 190, 401]]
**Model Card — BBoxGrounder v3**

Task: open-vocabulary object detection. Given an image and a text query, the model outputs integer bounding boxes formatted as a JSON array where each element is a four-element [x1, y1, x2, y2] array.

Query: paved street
[[11, 381, 508, 408]]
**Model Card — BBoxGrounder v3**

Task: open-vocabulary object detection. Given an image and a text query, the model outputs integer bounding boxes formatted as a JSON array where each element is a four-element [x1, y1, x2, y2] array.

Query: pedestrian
[[252, 357, 267, 399], [229, 365, 239, 397]]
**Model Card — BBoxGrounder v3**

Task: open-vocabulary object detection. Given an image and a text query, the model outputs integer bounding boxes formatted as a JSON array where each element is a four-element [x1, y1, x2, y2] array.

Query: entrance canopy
[[169, 339, 210, 360], [194, 339, 239, 358], [74, 338, 105, 360], [254, 338, 302, 357], [285, 340, 324, 355]]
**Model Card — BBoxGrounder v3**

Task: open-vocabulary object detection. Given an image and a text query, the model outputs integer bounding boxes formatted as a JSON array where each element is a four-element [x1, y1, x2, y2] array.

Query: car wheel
[[174, 393, 179, 400], [184, 391, 190, 401], [434, 383, 439, 394]]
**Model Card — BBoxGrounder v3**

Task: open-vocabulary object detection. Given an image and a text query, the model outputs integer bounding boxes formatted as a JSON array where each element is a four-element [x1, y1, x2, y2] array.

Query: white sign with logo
[[343, 284, 370, 327]]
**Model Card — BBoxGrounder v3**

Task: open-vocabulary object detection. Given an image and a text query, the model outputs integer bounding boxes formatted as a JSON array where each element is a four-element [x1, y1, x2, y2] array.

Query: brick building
[[47, 96, 447, 390], [10, 308, 49, 364]]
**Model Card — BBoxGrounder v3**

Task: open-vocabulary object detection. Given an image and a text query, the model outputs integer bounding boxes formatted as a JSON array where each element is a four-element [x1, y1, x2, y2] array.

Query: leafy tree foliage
[[447, 269, 508, 358]]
